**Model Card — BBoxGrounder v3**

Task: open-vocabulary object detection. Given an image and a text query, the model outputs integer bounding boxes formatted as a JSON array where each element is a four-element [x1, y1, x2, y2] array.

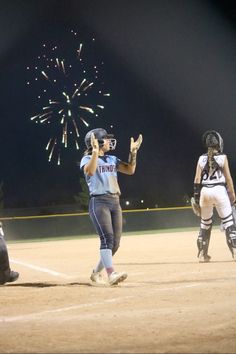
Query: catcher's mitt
[[191, 197, 201, 217]]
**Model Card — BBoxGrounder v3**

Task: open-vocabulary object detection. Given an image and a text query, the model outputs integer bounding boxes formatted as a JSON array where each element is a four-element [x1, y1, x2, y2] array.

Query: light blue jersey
[[80, 155, 121, 196]]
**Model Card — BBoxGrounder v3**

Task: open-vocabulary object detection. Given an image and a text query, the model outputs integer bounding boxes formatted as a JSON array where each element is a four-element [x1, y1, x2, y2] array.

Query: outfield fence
[[0, 206, 209, 240]]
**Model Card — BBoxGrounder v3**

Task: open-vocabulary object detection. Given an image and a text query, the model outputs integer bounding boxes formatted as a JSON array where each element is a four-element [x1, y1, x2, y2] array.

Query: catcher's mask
[[202, 130, 223, 153], [84, 128, 117, 150]]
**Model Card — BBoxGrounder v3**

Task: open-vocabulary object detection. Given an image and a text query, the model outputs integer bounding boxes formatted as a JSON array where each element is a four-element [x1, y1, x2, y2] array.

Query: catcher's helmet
[[84, 128, 116, 150], [202, 130, 223, 152]]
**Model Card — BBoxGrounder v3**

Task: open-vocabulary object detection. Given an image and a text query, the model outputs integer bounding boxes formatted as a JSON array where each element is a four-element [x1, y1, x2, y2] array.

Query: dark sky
[[1, 0, 236, 209]]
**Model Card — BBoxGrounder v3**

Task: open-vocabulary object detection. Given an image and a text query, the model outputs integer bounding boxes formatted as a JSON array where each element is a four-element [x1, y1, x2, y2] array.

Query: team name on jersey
[[98, 165, 117, 173]]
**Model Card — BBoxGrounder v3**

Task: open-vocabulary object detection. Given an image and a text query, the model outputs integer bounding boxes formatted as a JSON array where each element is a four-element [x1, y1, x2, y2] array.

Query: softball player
[[80, 128, 142, 285], [193, 130, 236, 262], [0, 222, 19, 285]]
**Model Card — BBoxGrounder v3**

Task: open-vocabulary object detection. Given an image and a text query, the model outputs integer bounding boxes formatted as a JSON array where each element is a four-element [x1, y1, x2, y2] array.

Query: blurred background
[[1, 0, 236, 214]]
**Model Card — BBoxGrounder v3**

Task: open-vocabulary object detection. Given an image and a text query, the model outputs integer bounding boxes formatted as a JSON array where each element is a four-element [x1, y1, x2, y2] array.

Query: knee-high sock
[[100, 249, 114, 275], [93, 258, 104, 273]]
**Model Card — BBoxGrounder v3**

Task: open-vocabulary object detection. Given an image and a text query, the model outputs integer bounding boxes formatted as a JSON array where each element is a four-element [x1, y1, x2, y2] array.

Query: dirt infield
[[1, 229, 236, 353]]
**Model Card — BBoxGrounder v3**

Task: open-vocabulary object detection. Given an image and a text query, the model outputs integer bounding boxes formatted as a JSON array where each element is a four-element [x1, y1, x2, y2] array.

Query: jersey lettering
[[202, 168, 223, 182], [98, 165, 117, 173]]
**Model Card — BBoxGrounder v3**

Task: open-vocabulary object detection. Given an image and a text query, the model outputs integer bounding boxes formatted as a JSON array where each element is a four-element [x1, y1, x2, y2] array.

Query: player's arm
[[84, 133, 99, 176], [118, 134, 143, 175], [190, 161, 202, 216], [194, 162, 202, 184], [193, 162, 202, 204], [223, 156, 236, 204]]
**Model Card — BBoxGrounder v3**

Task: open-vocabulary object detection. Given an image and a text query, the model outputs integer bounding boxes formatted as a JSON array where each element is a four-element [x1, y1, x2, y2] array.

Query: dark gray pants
[[0, 234, 10, 282], [89, 195, 122, 254]]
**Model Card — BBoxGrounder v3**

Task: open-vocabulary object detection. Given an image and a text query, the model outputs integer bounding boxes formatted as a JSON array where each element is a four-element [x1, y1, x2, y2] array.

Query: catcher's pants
[[89, 194, 122, 254], [0, 234, 10, 273], [200, 185, 233, 230]]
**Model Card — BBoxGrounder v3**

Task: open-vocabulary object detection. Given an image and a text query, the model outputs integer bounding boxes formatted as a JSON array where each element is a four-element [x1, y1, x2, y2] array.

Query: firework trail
[[27, 30, 110, 165]]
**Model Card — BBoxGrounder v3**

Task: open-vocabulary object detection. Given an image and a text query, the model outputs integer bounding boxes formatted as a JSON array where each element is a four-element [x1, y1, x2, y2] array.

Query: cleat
[[7, 270, 19, 283], [199, 253, 211, 263], [0, 270, 19, 285], [109, 271, 127, 286], [90, 271, 106, 285]]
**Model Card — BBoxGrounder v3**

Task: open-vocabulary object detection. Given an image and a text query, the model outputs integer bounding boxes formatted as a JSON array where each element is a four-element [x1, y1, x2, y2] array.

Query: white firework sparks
[[27, 30, 111, 164]]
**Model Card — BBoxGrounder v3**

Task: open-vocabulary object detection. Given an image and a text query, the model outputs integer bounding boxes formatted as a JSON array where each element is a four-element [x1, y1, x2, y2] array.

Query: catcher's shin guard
[[225, 225, 236, 258], [197, 226, 212, 262], [221, 211, 235, 230]]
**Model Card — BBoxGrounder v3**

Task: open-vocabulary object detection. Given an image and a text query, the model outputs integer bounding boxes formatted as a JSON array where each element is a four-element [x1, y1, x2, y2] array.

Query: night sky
[[1, 0, 236, 210]]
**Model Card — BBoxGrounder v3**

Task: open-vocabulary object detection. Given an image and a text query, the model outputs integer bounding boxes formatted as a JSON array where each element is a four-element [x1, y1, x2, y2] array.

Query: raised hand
[[91, 132, 99, 153], [130, 134, 143, 153]]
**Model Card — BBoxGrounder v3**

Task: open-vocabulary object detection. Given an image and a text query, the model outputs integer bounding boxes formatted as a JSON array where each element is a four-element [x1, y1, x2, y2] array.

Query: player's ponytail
[[207, 147, 216, 174], [202, 130, 223, 174]]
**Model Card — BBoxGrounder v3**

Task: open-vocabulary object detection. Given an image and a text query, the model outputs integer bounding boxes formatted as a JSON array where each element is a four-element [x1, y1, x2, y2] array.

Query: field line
[[0, 296, 133, 323], [0, 283, 204, 323], [10, 258, 74, 279]]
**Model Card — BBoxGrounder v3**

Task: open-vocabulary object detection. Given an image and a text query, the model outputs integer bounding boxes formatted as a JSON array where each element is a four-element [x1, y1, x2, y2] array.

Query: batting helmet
[[202, 130, 224, 153], [84, 128, 116, 150]]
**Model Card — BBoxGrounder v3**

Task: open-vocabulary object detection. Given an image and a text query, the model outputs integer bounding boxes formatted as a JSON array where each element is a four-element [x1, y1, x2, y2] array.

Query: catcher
[[192, 130, 236, 262], [0, 222, 19, 285]]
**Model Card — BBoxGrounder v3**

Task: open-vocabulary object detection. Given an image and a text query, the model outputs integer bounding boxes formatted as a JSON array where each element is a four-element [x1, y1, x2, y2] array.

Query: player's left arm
[[191, 161, 202, 217], [223, 156, 236, 204], [118, 134, 143, 175], [194, 163, 202, 184]]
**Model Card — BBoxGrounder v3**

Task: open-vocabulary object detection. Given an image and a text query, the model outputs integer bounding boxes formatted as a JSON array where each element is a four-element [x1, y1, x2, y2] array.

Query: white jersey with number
[[198, 153, 233, 230], [198, 153, 226, 185]]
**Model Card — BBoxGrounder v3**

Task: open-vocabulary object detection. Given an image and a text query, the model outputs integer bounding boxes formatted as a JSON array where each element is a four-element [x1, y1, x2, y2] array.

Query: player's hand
[[130, 134, 143, 153], [91, 133, 99, 154]]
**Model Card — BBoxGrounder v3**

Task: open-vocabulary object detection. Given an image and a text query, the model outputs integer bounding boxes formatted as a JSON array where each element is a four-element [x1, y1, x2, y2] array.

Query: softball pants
[[200, 185, 233, 229], [89, 194, 122, 254]]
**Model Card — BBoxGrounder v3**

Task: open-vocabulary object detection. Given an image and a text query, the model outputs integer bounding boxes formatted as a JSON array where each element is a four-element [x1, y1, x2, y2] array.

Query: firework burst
[[27, 30, 110, 165]]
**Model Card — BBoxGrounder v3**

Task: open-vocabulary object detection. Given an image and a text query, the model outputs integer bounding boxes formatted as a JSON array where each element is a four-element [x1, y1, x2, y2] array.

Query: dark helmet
[[84, 128, 116, 150], [202, 130, 224, 152]]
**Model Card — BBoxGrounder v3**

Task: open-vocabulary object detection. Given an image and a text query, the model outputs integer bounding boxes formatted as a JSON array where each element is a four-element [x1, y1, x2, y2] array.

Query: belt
[[90, 193, 120, 198], [202, 183, 226, 188]]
